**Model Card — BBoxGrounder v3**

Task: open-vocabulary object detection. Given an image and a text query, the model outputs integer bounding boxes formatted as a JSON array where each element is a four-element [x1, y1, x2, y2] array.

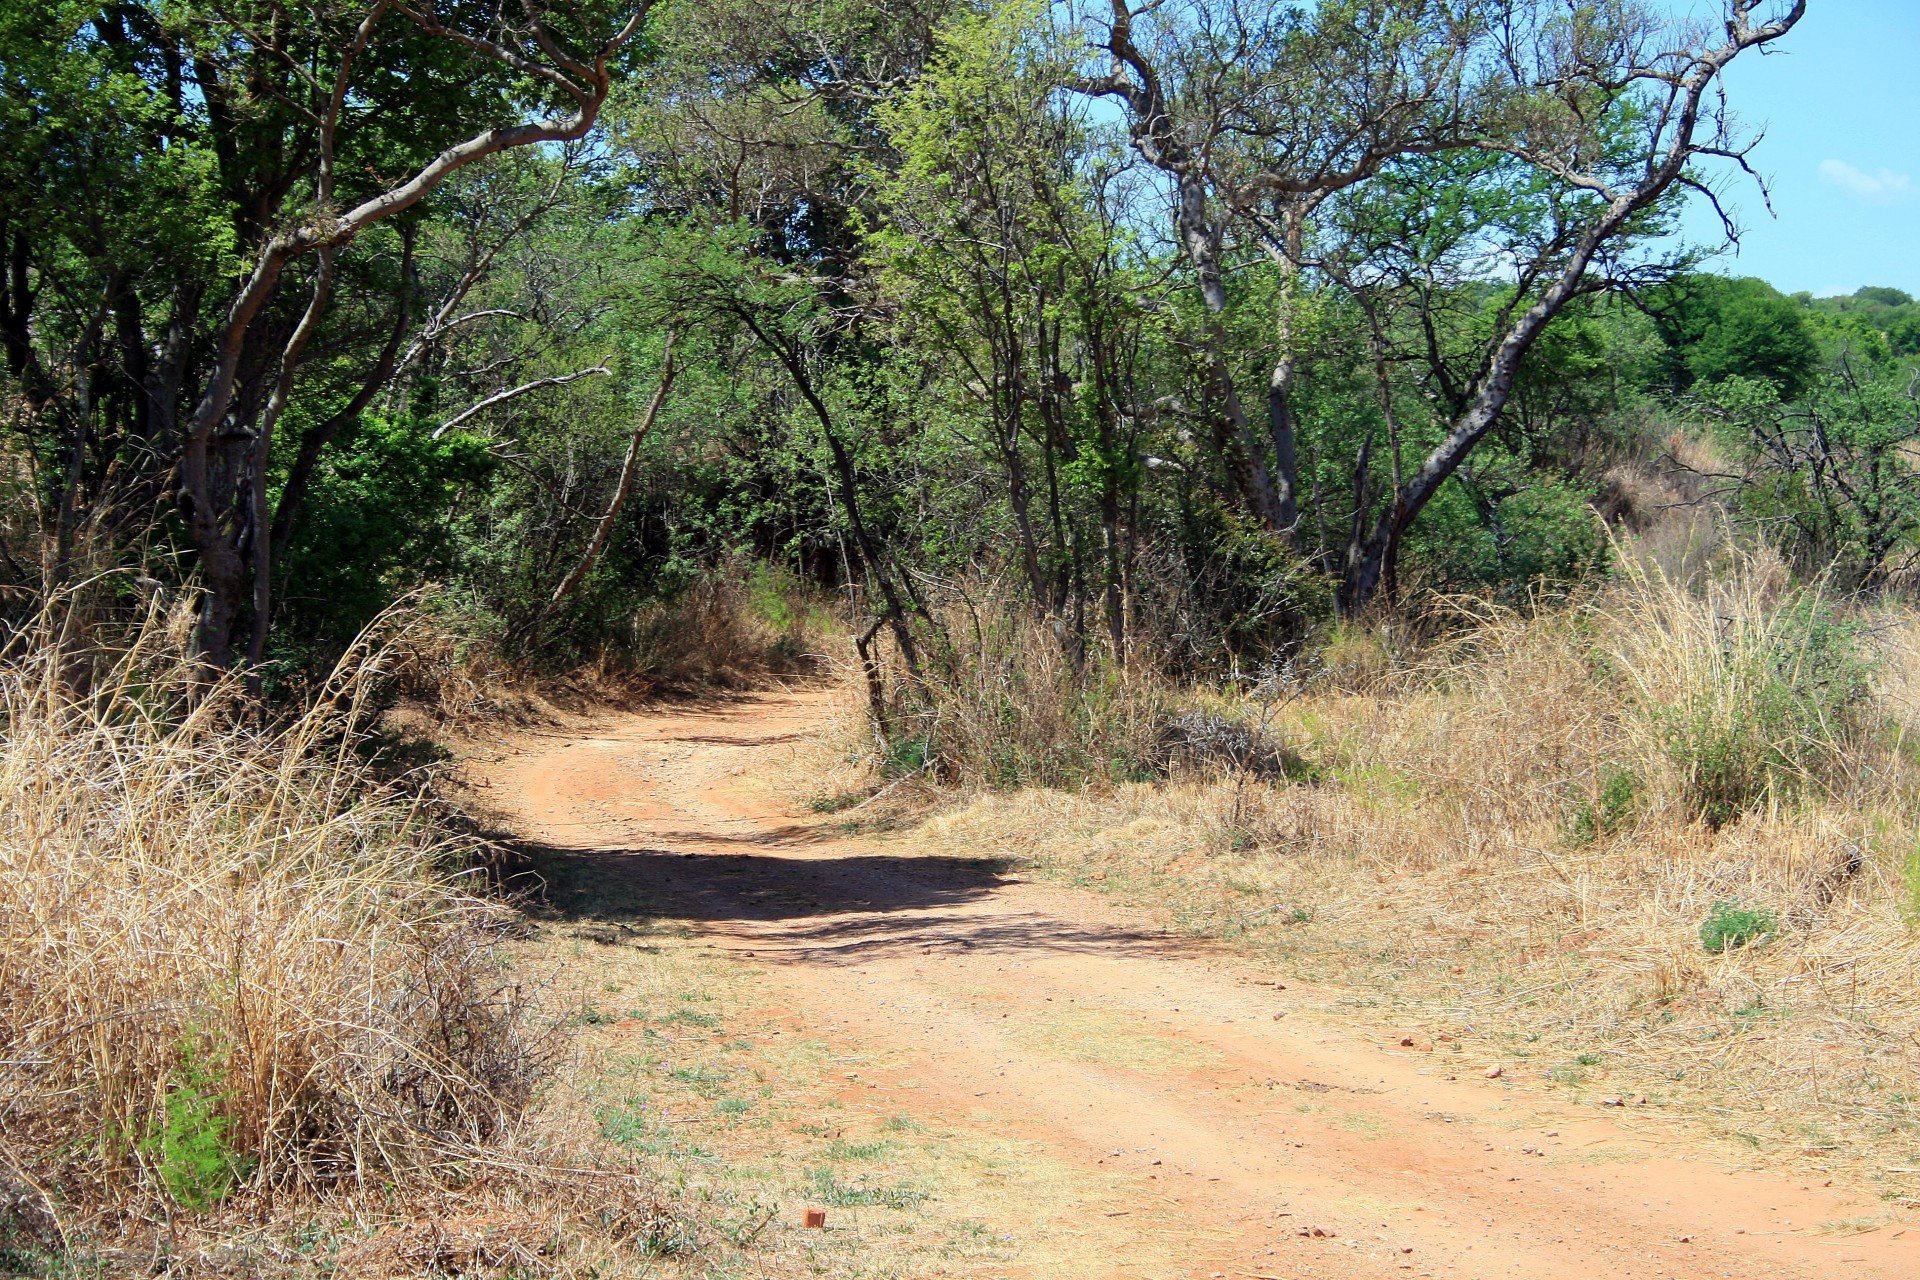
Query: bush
[[0, 604, 546, 1221], [1607, 557, 1876, 828]]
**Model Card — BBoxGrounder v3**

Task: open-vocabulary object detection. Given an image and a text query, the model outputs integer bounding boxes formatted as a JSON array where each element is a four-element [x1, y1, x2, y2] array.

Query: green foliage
[[1653, 276, 1819, 399], [1698, 901, 1779, 954], [1566, 767, 1639, 845], [804, 1166, 929, 1210], [1408, 474, 1610, 600], [142, 1043, 252, 1211], [1890, 313, 1920, 359], [881, 733, 932, 779], [1688, 285, 1819, 398], [1698, 366, 1920, 587], [275, 417, 496, 652]]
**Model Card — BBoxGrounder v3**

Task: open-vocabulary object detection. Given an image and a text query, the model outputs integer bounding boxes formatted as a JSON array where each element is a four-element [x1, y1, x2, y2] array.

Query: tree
[[867, 1, 1160, 660], [1651, 275, 1818, 398], [1694, 362, 1920, 586], [0, 0, 660, 674], [1072, 0, 1805, 612]]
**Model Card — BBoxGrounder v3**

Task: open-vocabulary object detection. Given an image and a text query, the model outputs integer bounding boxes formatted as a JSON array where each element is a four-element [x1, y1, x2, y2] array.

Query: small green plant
[[667, 1063, 732, 1095], [805, 1166, 928, 1210], [1699, 900, 1779, 953], [1566, 768, 1639, 844], [881, 733, 931, 778], [808, 791, 865, 814], [823, 1137, 896, 1161], [598, 1101, 666, 1152], [143, 1046, 252, 1210], [571, 1005, 619, 1026]]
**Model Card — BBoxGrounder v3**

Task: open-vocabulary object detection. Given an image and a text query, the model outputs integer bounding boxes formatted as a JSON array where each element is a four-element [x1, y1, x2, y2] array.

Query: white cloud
[[1818, 158, 1917, 205]]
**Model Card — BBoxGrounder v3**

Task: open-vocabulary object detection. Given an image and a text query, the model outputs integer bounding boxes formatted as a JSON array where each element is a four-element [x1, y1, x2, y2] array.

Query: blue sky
[[1676, 1, 1920, 296]]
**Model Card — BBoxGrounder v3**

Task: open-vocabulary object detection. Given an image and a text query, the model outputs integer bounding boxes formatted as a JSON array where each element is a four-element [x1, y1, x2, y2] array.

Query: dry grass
[[866, 589, 1177, 790], [0, 599, 699, 1274], [906, 551, 1920, 1191], [386, 568, 843, 737]]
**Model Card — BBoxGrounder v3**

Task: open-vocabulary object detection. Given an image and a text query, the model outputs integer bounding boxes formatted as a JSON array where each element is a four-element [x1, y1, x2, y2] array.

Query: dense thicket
[[11, 0, 1914, 722]]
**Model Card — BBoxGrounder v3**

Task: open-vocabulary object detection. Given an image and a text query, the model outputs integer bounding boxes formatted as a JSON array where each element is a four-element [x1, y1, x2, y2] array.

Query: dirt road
[[471, 688, 1917, 1279]]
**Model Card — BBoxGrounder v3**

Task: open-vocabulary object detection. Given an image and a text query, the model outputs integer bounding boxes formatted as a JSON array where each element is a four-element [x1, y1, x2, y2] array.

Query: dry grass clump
[[0, 602, 547, 1252], [617, 567, 833, 689], [862, 590, 1179, 789], [914, 552, 1920, 1180]]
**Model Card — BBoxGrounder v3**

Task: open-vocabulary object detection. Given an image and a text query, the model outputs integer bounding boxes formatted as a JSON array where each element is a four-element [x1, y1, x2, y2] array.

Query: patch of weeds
[[823, 1138, 897, 1162], [809, 792, 866, 814], [1699, 901, 1779, 953], [1565, 768, 1638, 845], [661, 1008, 722, 1029], [1339, 763, 1421, 807], [1333, 1111, 1385, 1137], [715, 1096, 753, 1117], [667, 1063, 733, 1096], [806, 1167, 929, 1210], [1657, 594, 1875, 828], [598, 1101, 668, 1153], [881, 1113, 928, 1135], [571, 1006, 619, 1026], [1574, 1052, 1603, 1067], [882, 734, 931, 779], [1547, 1065, 1587, 1085]]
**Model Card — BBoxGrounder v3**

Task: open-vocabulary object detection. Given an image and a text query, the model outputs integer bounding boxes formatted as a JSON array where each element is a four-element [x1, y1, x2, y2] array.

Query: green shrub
[[882, 733, 931, 778], [1567, 767, 1639, 844], [1698, 901, 1779, 953]]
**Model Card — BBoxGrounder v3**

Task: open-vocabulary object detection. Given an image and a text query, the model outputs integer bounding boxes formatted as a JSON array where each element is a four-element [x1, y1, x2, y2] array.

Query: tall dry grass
[[910, 551, 1920, 1182], [888, 600, 1175, 789], [0, 598, 545, 1240]]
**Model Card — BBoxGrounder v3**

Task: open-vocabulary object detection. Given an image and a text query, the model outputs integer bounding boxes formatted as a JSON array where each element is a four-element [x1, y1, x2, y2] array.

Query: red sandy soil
[[468, 687, 1919, 1280]]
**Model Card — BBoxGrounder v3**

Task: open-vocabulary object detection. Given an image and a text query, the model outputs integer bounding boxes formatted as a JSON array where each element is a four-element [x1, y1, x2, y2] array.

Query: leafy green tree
[[0, 0, 661, 675], [1652, 276, 1818, 397], [1072, 0, 1805, 612], [1697, 363, 1920, 585]]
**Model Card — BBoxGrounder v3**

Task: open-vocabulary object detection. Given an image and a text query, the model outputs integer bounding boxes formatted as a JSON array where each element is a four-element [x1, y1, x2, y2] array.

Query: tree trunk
[[1173, 174, 1292, 535]]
